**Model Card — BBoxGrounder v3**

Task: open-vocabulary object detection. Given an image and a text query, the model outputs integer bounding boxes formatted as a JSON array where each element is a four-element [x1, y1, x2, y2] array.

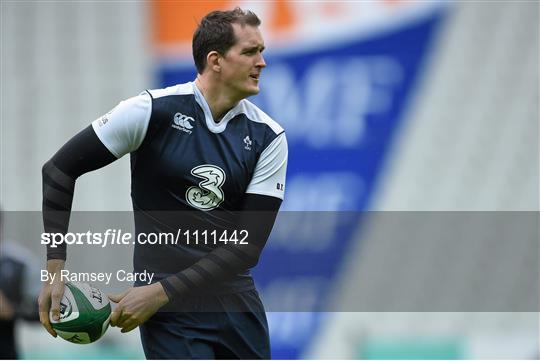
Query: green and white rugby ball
[[50, 281, 111, 344]]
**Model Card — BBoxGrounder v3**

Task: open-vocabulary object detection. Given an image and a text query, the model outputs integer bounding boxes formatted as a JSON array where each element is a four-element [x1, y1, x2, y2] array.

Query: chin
[[240, 88, 259, 98], [232, 83, 260, 99]]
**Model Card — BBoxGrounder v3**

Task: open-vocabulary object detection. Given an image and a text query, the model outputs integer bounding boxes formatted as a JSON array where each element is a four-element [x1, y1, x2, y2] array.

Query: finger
[[116, 312, 133, 328], [121, 320, 139, 333], [50, 291, 62, 322], [39, 311, 57, 337], [108, 288, 131, 304], [38, 294, 57, 337], [110, 304, 124, 327]]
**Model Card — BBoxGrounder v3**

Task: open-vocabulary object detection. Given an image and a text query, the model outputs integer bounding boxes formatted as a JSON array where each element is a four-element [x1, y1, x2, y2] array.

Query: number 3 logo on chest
[[186, 165, 226, 211]]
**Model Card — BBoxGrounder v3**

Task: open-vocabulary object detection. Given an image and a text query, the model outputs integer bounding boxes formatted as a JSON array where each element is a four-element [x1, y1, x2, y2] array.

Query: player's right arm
[[39, 91, 152, 336]]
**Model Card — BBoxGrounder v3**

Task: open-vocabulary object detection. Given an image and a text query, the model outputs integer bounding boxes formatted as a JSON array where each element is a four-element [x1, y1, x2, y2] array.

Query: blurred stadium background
[[1, 0, 538, 359]]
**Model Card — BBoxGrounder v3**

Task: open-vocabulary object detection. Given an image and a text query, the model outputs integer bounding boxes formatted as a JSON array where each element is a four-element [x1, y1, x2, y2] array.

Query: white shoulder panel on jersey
[[91, 91, 152, 158], [147, 82, 194, 99], [246, 132, 288, 200], [240, 99, 284, 135]]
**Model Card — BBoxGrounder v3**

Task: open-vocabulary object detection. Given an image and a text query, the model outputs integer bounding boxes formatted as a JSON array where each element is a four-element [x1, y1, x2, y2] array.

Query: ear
[[206, 51, 221, 73]]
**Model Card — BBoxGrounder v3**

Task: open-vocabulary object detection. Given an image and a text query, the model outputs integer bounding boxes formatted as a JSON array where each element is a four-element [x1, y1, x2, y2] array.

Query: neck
[[195, 75, 240, 121]]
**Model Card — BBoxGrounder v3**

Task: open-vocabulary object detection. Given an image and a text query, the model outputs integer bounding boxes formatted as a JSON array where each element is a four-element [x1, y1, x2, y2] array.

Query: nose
[[256, 53, 266, 68]]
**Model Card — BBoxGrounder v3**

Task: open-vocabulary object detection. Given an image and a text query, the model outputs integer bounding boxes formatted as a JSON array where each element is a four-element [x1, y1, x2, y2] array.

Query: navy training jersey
[[91, 82, 288, 293]]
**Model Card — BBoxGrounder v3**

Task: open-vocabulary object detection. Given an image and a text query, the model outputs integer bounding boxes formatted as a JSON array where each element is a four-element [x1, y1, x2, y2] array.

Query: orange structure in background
[[152, 1, 406, 48], [152, 1, 231, 46]]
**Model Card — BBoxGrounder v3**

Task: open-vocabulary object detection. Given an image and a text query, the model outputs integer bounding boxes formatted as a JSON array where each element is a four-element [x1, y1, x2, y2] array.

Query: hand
[[0, 290, 14, 321], [108, 282, 169, 333], [38, 259, 65, 338]]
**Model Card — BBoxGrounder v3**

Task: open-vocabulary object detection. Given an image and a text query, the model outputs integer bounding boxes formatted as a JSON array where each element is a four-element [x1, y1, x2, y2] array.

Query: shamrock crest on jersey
[[186, 165, 226, 211]]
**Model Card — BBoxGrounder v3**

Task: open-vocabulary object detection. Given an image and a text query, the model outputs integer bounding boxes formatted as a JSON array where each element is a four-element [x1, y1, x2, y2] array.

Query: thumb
[[108, 288, 130, 304]]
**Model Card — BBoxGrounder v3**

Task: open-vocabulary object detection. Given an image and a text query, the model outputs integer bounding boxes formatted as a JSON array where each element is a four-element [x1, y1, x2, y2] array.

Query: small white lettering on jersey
[[244, 135, 252, 151], [172, 113, 194, 134], [98, 115, 108, 127]]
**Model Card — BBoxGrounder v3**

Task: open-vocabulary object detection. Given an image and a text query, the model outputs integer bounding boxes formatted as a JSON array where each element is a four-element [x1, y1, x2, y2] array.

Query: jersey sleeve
[[246, 132, 288, 199], [91, 91, 152, 158]]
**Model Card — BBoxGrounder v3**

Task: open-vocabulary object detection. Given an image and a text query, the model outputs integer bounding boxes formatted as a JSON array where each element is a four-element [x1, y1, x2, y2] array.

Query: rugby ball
[[50, 281, 111, 344]]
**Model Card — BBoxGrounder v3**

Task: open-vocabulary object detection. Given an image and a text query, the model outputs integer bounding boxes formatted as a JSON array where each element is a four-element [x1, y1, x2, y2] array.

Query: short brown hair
[[193, 7, 261, 74]]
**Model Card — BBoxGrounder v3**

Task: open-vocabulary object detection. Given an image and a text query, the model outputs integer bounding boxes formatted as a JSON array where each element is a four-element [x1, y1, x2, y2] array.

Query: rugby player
[[39, 8, 287, 359]]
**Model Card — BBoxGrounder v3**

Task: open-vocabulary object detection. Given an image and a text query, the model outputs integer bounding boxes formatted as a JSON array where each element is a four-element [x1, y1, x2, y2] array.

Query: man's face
[[218, 23, 266, 99]]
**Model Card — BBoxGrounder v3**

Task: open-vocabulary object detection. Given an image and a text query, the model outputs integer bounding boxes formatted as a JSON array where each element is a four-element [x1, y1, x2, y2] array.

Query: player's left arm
[[111, 133, 288, 333]]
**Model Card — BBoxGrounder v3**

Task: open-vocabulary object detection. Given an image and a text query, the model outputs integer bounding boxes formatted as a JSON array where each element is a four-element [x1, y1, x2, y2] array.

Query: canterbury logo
[[172, 113, 194, 134], [186, 165, 226, 211]]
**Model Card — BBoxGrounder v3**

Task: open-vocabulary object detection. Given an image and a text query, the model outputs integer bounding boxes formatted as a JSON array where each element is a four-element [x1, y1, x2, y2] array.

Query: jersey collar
[[192, 82, 243, 134]]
